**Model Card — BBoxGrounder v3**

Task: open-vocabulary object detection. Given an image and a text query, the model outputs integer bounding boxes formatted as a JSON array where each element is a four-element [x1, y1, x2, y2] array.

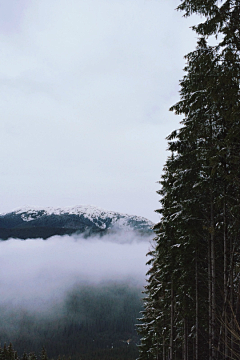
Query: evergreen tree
[[138, 1, 240, 359]]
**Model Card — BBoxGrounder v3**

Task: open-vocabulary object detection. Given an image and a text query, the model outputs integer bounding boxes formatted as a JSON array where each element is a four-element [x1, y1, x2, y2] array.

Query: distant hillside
[[0, 282, 144, 360], [0, 205, 153, 240]]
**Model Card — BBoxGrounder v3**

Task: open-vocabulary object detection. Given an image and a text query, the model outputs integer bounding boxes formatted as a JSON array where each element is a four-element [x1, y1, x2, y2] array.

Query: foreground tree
[[138, 1, 240, 359]]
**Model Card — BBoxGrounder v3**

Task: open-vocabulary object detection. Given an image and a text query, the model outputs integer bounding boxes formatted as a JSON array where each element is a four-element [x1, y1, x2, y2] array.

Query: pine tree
[[138, 1, 240, 358]]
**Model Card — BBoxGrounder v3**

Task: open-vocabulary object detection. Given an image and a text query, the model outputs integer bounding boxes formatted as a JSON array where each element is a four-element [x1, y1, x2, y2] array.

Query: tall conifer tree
[[138, 1, 240, 359]]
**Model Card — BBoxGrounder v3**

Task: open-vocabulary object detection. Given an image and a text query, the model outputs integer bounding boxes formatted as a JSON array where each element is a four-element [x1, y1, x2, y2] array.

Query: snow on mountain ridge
[[0, 205, 154, 240], [4, 205, 153, 228]]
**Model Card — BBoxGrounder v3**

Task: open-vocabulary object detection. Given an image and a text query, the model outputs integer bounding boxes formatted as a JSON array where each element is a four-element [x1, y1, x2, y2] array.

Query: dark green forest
[[138, 0, 240, 359], [0, 283, 142, 360]]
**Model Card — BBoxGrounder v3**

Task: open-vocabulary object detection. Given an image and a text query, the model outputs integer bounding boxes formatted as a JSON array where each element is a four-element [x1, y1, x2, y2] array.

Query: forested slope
[[0, 206, 153, 240], [0, 283, 142, 360]]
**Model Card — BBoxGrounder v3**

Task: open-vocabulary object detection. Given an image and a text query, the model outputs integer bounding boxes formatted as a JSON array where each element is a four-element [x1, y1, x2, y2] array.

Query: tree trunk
[[163, 335, 165, 360], [170, 280, 174, 360], [184, 316, 188, 360], [223, 191, 228, 359], [211, 195, 216, 360], [230, 238, 233, 359], [196, 253, 199, 360], [209, 228, 213, 360]]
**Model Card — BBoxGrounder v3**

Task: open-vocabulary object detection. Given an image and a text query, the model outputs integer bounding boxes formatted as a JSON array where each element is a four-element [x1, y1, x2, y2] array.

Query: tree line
[[0, 283, 141, 360], [138, 0, 240, 359], [0, 344, 53, 360]]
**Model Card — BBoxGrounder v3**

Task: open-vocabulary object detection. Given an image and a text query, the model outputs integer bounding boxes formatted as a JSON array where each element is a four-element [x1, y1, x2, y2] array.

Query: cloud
[[0, 232, 151, 311]]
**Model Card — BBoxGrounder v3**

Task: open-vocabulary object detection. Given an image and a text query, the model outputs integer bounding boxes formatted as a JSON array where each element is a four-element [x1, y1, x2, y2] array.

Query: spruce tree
[[138, 1, 240, 359]]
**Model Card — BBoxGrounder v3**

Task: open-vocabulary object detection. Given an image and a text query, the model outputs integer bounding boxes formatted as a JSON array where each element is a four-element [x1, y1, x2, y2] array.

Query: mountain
[[0, 205, 153, 240]]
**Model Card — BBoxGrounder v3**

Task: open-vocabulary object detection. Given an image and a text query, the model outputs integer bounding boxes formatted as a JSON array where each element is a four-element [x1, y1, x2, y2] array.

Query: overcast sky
[[0, 0, 197, 222]]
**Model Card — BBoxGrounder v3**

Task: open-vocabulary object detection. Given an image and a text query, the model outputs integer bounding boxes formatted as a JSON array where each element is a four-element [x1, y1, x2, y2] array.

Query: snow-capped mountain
[[0, 205, 153, 240]]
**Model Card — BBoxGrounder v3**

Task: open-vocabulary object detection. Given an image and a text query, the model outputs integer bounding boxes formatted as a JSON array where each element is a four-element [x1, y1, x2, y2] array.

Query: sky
[[0, 0, 198, 222]]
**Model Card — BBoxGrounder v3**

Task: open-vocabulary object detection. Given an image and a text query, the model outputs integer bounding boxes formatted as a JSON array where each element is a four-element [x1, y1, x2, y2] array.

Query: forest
[[0, 282, 142, 360], [138, 0, 240, 359]]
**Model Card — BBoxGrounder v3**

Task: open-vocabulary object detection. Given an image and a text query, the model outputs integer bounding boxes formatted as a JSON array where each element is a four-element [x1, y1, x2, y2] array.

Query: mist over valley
[[0, 208, 152, 360]]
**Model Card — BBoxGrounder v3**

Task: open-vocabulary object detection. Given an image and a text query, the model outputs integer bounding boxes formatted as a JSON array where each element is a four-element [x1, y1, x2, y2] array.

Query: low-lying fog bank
[[0, 232, 152, 360]]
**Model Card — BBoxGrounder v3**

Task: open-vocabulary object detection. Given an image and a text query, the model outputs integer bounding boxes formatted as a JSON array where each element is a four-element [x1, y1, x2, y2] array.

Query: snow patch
[[2, 205, 153, 230]]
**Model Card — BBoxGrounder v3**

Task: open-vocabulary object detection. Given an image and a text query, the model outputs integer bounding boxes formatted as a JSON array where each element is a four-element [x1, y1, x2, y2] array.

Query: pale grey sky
[[0, 0, 197, 222]]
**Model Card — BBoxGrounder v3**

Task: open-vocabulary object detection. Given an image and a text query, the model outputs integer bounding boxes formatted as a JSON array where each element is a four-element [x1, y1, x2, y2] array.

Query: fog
[[0, 232, 152, 356], [0, 232, 151, 312]]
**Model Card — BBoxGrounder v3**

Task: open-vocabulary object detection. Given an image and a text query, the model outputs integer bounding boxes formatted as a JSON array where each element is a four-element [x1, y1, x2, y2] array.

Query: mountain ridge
[[0, 205, 154, 240]]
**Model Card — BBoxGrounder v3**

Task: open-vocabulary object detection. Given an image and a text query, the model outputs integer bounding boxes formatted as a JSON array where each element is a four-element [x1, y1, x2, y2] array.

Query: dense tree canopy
[[138, 0, 240, 359]]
